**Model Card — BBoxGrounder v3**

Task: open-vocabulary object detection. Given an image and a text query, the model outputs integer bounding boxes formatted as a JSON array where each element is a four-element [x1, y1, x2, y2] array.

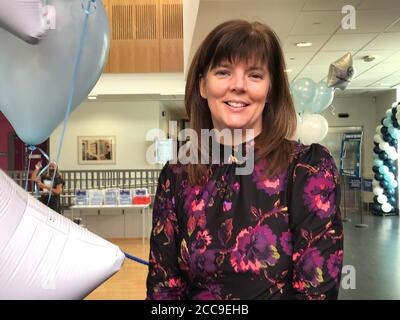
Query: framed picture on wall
[[78, 136, 116, 164]]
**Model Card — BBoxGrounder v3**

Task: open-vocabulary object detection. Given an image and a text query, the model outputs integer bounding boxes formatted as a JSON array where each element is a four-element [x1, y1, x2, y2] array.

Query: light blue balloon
[[379, 166, 389, 174], [374, 159, 384, 166], [310, 81, 335, 113], [388, 127, 396, 137], [0, 0, 109, 145], [291, 78, 317, 113], [383, 118, 392, 127]]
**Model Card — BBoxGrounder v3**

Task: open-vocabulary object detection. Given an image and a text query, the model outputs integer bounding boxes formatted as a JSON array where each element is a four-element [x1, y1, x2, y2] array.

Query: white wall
[[375, 90, 397, 124], [50, 100, 165, 170]]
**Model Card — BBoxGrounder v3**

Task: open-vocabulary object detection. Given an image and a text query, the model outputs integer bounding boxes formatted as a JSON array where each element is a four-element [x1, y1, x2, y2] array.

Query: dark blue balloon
[[381, 126, 389, 135], [393, 121, 400, 129], [390, 138, 398, 146], [389, 197, 396, 205], [381, 118, 385, 125], [374, 173, 384, 181], [373, 146, 381, 154], [372, 166, 380, 173], [373, 203, 382, 212], [379, 151, 388, 160], [380, 180, 389, 188], [383, 134, 391, 142], [386, 188, 396, 196], [391, 114, 397, 122], [384, 159, 394, 166]]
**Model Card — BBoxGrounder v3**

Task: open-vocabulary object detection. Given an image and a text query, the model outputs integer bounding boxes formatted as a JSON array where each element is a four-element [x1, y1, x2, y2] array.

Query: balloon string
[[24, 146, 36, 191], [124, 252, 149, 266], [48, 0, 97, 206]]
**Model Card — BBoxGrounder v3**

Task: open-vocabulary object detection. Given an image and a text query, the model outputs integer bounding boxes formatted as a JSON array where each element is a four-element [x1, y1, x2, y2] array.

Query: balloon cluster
[[291, 78, 333, 144], [372, 102, 400, 214], [291, 77, 335, 114]]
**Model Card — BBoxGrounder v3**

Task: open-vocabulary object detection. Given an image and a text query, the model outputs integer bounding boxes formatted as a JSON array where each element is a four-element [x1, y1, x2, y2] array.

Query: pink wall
[[0, 112, 14, 171]]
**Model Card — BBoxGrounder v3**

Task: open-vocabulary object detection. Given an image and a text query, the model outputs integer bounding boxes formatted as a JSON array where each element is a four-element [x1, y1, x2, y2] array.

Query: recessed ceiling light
[[295, 42, 312, 47], [88, 95, 97, 100], [284, 68, 293, 73]]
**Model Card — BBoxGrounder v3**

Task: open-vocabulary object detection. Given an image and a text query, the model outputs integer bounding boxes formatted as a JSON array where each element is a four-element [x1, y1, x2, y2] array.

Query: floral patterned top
[[146, 140, 343, 300]]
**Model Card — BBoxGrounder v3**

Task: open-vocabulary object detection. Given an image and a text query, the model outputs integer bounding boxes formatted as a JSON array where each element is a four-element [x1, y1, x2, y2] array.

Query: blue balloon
[[291, 78, 317, 113], [0, 0, 110, 145], [379, 166, 389, 174], [388, 127, 397, 137], [310, 81, 335, 113], [383, 118, 392, 127]]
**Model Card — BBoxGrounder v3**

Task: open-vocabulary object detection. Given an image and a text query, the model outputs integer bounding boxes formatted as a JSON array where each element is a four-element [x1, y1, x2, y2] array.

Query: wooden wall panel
[[160, 0, 183, 72], [103, 0, 182, 73]]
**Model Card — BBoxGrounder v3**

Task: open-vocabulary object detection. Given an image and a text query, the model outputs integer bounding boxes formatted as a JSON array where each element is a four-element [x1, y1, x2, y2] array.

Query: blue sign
[[348, 177, 361, 189], [363, 179, 373, 192], [340, 132, 362, 178]]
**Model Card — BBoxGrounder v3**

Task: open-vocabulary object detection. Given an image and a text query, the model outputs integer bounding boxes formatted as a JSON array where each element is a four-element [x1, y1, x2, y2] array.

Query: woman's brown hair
[[185, 19, 297, 185]]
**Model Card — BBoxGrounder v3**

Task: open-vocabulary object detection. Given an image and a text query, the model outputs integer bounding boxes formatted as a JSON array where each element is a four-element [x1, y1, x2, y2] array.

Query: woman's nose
[[230, 74, 246, 92]]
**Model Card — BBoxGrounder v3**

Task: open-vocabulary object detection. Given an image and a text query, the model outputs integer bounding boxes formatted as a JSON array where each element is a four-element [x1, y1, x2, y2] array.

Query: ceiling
[[191, 0, 400, 94]]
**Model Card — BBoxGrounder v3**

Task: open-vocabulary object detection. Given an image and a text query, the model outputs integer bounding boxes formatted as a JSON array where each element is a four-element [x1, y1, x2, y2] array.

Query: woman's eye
[[249, 73, 263, 79], [215, 70, 230, 76]]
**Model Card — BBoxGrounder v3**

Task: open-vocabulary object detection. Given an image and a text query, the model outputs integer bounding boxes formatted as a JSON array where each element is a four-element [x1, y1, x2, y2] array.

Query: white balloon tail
[[0, 169, 125, 300]]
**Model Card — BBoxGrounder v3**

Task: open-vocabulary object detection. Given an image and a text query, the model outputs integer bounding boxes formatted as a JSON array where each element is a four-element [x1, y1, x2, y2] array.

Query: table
[[69, 204, 151, 244]]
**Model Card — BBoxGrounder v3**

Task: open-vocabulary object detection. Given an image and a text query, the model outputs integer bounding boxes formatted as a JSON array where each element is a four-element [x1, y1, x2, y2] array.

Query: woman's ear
[[199, 77, 207, 99]]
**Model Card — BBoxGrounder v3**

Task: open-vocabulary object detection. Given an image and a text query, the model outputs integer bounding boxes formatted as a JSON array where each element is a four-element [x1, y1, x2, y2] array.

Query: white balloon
[[382, 203, 393, 213], [372, 179, 380, 188], [291, 112, 303, 141], [297, 113, 329, 145], [376, 126, 383, 134], [379, 142, 390, 151], [388, 151, 398, 160], [0, 170, 125, 299], [374, 134, 383, 143], [386, 109, 393, 117], [393, 180, 399, 188], [373, 187, 384, 196], [377, 194, 388, 204]]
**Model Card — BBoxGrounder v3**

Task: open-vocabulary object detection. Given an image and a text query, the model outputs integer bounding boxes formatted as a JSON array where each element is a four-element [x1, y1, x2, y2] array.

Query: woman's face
[[200, 60, 270, 138]]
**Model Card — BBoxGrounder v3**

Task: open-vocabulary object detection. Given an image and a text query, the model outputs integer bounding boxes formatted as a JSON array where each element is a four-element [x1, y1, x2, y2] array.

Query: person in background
[[146, 19, 343, 300], [31, 160, 65, 214]]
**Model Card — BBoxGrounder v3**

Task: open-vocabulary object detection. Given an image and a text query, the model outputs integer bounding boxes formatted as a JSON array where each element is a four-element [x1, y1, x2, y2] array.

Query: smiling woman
[[146, 19, 343, 300]]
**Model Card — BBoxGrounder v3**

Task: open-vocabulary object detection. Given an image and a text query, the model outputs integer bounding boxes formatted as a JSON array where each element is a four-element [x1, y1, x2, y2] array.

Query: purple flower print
[[279, 231, 293, 256], [223, 201, 232, 212], [192, 229, 212, 253], [184, 180, 217, 235], [293, 247, 324, 291], [252, 159, 286, 196], [190, 249, 219, 279], [230, 224, 280, 274], [327, 250, 343, 281], [303, 170, 336, 219]]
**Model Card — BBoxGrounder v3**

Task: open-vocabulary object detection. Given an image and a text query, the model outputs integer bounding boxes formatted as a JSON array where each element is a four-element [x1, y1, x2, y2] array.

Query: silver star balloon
[[327, 52, 355, 90]]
